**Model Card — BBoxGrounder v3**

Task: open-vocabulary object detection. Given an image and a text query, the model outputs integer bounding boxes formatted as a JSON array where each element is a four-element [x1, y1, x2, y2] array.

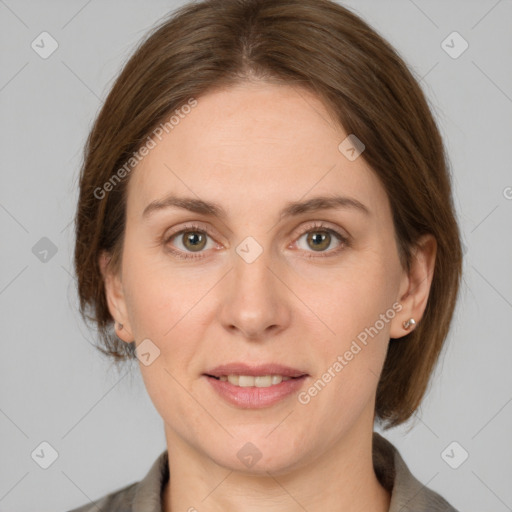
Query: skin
[[100, 81, 436, 512]]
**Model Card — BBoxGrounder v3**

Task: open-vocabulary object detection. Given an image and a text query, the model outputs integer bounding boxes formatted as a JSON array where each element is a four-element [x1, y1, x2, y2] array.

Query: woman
[[70, 0, 462, 510]]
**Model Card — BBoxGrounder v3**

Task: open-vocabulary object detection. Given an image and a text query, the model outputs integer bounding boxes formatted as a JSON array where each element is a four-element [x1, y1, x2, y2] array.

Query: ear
[[98, 251, 134, 343], [390, 234, 437, 339]]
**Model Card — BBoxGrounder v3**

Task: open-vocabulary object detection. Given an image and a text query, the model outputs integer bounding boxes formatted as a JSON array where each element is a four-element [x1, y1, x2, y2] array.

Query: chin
[[204, 431, 312, 476]]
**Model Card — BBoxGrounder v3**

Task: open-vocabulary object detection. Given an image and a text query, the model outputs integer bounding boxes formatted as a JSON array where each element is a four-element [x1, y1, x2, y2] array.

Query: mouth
[[204, 362, 308, 381], [205, 374, 306, 387], [203, 363, 309, 408]]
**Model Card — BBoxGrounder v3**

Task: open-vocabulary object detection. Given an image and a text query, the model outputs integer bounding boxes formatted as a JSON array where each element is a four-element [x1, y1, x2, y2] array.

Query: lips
[[204, 362, 308, 379], [203, 363, 309, 408]]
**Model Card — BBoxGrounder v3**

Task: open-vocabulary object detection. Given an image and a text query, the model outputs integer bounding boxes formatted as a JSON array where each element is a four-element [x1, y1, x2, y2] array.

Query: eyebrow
[[142, 193, 371, 220]]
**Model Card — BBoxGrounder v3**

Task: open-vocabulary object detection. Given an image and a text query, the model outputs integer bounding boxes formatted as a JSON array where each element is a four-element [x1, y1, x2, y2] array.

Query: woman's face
[[104, 81, 416, 473]]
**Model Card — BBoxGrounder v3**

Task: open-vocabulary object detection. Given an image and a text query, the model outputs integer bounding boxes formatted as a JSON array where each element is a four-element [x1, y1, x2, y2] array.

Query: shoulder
[[67, 449, 169, 512], [373, 432, 460, 512], [67, 481, 137, 512]]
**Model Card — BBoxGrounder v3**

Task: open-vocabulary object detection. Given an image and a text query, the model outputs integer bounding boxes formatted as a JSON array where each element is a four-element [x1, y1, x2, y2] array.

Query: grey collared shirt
[[68, 433, 459, 511]]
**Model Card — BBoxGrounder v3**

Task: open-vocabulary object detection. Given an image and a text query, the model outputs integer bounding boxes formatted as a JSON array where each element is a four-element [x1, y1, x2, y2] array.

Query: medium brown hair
[[74, 0, 463, 427]]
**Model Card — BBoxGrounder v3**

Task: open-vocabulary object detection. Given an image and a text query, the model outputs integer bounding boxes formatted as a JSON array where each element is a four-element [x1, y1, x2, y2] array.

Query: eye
[[163, 223, 217, 260], [163, 221, 350, 260], [293, 221, 349, 258]]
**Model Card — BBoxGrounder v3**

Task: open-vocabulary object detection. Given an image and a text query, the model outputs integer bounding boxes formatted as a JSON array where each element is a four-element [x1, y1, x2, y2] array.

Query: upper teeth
[[219, 375, 292, 387]]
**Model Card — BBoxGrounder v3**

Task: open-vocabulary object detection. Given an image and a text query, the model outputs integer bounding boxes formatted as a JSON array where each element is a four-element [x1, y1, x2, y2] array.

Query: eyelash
[[163, 221, 350, 260]]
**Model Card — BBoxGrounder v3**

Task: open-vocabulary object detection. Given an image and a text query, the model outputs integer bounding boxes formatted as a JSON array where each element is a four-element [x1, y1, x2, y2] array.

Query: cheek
[[301, 249, 398, 399], [124, 278, 170, 339], [120, 243, 209, 370], [125, 261, 204, 426], [305, 253, 398, 342], [120, 237, 181, 336]]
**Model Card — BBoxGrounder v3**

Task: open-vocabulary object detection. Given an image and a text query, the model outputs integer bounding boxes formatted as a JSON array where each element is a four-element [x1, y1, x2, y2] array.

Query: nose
[[218, 244, 291, 341]]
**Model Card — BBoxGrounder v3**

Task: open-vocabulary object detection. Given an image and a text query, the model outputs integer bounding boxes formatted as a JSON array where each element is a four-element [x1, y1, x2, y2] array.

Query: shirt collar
[[131, 432, 456, 512]]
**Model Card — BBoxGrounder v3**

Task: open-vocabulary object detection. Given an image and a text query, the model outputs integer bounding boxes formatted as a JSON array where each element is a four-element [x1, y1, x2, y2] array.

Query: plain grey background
[[0, 0, 511, 510]]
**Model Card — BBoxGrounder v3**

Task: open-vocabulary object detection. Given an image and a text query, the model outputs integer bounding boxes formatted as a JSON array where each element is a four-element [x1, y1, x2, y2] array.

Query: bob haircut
[[74, 0, 463, 428]]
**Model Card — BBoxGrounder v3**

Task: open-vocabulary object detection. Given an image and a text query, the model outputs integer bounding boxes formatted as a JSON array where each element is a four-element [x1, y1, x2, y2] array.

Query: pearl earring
[[402, 318, 416, 330]]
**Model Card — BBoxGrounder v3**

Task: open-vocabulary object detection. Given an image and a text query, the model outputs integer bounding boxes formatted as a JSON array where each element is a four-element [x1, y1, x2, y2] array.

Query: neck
[[161, 414, 390, 512]]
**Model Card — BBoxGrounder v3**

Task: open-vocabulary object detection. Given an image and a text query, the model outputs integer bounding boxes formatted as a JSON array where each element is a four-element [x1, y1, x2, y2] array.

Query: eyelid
[[289, 221, 350, 258], [291, 220, 349, 241], [162, 221, 222, 254], [163, 220, 350, 259], [163, 221, 219, 242]]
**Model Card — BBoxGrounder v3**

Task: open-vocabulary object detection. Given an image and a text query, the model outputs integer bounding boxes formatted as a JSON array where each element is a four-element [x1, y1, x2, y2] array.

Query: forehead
[[127, 82, 388, 219]]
